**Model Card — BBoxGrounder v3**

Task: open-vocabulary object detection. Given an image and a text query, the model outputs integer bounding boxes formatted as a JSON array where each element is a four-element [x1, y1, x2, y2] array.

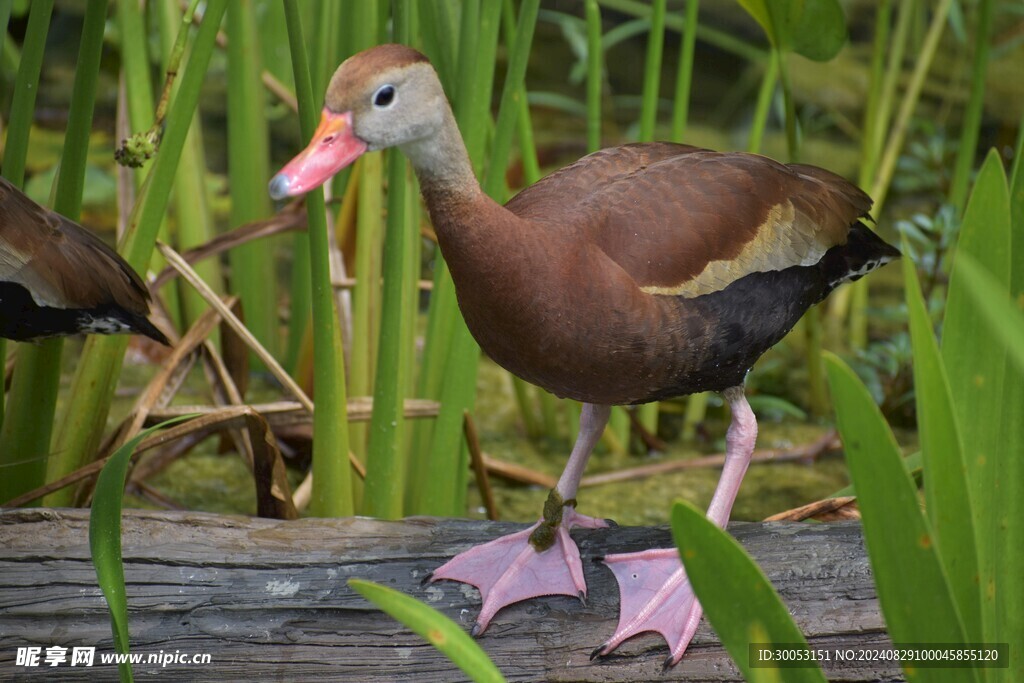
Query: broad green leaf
[[90, 416, 195, 683], [1001, 130, 1024, 681], [824, 354, 974, 683], [790, 0, 847, 61], [955, 253, 1024, 680], [746, 623, 786, 683], [941, 150, 1011, 648], [902, 242, 980, 642], [953, 256, 1024, 380], [829, 450, 922, 498], [736, 0, 846, 60], [348, 579, 505, 683], [671, 501, 826, 683]]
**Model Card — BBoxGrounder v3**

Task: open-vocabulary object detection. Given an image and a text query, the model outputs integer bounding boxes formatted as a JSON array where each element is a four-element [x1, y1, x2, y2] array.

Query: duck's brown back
[[507, 143, 871, 298]]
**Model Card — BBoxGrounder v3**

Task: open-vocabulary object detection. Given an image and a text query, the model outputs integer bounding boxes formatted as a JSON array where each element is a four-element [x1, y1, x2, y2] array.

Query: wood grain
[[0, 509, 901, 681]]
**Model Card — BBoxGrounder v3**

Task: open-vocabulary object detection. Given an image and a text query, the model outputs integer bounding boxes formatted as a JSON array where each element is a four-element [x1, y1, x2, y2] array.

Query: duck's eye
[[373, 84, 396, 108]]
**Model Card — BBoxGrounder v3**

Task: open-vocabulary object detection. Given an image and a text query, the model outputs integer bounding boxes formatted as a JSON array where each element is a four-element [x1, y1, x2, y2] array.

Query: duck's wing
[[508, 145, 871, 298], [0, 177, 152, 312], [505, 142, 709, 222]]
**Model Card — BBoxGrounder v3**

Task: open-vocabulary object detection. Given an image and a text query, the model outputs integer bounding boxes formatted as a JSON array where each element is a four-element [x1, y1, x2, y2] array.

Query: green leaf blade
[[941, 150, 1011, 648], [736, 0, 846, 60], [90, 417, 195, 683], [790, 0, 847, 61], [954, 254, 1024, 681], [348, 579, 505, 683], [671, 501, 826, 683], [901, 241, 981, 642], [824, 354, 974, 683]]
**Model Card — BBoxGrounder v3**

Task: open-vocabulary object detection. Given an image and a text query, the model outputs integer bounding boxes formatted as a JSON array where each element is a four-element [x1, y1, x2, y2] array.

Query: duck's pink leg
[[594, 386, 757, 667], [429, 404, 612, 635]]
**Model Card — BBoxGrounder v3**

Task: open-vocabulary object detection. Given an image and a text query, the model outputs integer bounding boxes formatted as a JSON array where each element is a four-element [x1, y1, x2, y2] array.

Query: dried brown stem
[[464, 412, 499, 521], [764, 496, 860, 522]]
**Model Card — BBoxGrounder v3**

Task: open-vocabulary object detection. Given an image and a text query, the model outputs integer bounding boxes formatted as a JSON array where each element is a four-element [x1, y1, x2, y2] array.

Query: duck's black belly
[[640, 263, 828, 401]]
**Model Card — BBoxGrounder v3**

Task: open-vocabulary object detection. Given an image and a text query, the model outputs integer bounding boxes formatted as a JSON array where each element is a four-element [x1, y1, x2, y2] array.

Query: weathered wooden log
[[0, 508, 901, 681]]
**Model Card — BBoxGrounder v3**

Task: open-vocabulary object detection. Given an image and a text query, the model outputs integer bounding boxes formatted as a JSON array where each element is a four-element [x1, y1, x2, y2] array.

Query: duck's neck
[[400, 105, 484, 211]]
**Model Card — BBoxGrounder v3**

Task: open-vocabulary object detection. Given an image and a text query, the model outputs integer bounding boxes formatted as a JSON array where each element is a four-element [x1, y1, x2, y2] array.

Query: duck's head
[[269, 44, 445, 200]]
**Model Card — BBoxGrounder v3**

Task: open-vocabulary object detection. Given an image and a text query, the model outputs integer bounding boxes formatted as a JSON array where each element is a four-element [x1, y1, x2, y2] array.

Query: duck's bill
[[268, 109, 367, 200]]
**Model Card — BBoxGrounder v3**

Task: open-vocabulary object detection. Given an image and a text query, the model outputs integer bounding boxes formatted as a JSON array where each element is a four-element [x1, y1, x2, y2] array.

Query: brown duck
[[0, 177, 168, 345], [269, 44, 898, 665]]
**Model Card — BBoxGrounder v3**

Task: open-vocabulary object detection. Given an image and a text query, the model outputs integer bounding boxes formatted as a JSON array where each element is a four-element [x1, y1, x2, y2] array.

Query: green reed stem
[[1, 0, 50, 192], [0, 0, 53, 501], [155, 0, 222, 336], [607, 406, 629, 454], [4, 0, 106, 503], [512, 378, 542, 438], [345, 1, 381, 478], [116, 0, 154, 156], [776, 52, 799, 162], [746, 52, 777, 153], [948, 0, 993, 213], [858, 0, 892, 191], [680, 391, 707, 442], [364, 252, 414, 513], [416, 0, 457, 91], [485, 0, 539, 198], [48, 0, 229, 506], [407, 260, 458, 510], [638, 0, 665, 142], [310, 3, 342, 98], [827, 0, 892, 351], [285, 3, 343, 375], [868, 0, 913, 191], [350, 152, 384, 457], [803, 306, 826, 416], [670, 0, 699, 141], [227, 0, 278, 364], [600, 0, 765, 64], [117, 0, 184, 331], [364, 0, 414, 519], [281, 0, 353, 517], [585, 0, 602, 152], [870, 0, 952, 217]]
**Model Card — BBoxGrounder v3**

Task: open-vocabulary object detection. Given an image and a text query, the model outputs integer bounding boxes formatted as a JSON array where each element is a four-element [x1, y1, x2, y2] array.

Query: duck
[[269, 43, 899, 666], [0, 177, 169, 345]]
